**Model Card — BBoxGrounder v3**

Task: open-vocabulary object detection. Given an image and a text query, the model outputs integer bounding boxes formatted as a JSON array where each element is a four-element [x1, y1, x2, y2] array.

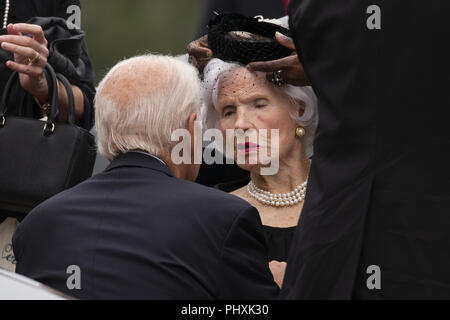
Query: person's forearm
[[55, 82, 85, 122]]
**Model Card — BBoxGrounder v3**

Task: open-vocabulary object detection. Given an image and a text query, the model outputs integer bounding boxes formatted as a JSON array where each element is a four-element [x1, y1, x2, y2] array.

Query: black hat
[[208, 13, 293, 65]]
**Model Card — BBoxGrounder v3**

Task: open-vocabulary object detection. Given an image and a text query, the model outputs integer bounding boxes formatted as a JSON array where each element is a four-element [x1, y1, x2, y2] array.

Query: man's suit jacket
[[283, 0, 450, 299], [13, 152, 279, 299]]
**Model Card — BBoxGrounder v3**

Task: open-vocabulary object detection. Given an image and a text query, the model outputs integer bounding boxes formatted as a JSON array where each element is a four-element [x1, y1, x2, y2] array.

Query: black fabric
[[13, 152, 280, 299], [282, 0, 450, 299], [215, 179, 297, 262], [215, 177, 250, 193], [197, 0, 286, 37], [264, 226, 296, 262], [208, 13, 292, 65], [0, 64, 96, 215], [196, 148, 249, 187], [0, 0, 95, 130]]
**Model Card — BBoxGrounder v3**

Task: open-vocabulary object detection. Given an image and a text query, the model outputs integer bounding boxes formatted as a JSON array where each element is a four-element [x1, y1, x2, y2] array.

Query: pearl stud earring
[[296, 126, 306, 138]]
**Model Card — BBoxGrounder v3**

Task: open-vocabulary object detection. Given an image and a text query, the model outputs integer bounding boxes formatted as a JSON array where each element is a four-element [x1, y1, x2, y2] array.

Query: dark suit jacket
[[13, 152, 279, 299], [283, 0, 450, 299]]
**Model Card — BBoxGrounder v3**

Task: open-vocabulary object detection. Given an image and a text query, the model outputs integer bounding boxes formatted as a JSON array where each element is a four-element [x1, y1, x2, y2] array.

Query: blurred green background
[[82, 0, 204, 85]]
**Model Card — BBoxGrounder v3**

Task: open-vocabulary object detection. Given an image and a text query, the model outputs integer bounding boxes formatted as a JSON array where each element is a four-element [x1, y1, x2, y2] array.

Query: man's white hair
[[201, 58, 318, 158], [95, 54, 201, 160]]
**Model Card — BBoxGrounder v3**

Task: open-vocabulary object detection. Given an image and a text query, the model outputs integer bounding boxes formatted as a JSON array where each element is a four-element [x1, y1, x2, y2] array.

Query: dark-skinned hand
[[247, 32, 310, 87], [187, 35, 212, 75]]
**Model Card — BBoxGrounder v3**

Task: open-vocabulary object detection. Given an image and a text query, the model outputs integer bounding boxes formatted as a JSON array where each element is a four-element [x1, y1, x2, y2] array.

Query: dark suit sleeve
[[218, 206, 280, 299], [11, 210, 32, 264]]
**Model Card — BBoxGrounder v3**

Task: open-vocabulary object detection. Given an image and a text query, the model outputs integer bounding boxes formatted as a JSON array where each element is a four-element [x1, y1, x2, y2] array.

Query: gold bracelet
[[34, 97, 51, 118], [34, 79, 61, 118]]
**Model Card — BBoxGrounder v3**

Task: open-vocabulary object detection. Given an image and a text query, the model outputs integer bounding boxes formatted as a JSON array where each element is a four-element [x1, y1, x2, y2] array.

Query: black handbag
[[0, 63, 96, 215]]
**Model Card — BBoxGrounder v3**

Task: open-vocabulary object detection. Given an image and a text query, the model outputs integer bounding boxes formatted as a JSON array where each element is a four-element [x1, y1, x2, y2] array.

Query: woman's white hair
[[95, 54, 201, 160], [201, 58, 318, 158]]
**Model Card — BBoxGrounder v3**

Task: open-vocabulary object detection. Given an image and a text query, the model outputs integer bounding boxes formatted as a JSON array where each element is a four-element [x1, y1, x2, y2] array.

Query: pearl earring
[[296, 126, 306, 137]]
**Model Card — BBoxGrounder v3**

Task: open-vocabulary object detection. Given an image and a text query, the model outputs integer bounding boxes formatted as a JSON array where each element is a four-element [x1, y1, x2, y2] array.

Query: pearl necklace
[[2, 0, 10, 29], [247, 179, 308, 207]]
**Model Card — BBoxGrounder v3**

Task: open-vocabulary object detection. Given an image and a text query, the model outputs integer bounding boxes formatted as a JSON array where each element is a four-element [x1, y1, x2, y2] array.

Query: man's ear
[[188, 113, 197, 137], [188, 113, 198, 155]]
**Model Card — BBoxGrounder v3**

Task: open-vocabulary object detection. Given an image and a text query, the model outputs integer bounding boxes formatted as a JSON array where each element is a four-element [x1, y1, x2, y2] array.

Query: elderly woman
[[201, 55, 318, 286]]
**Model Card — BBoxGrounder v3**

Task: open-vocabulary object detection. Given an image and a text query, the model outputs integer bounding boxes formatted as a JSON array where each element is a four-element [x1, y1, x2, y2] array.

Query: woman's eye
[[254, 99, 268, 109], [223, 110, 235, 117]]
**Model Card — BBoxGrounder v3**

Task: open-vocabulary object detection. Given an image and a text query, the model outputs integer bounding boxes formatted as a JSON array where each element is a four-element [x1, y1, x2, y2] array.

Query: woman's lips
[[237, 142, 259, 153]]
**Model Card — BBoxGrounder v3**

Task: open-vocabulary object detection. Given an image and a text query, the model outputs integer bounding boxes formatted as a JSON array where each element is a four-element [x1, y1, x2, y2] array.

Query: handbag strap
[[56, 73, 75, 125], [43, 64, 59, 135], [0, 70, 19, 119], [0, 64, 59, 135]]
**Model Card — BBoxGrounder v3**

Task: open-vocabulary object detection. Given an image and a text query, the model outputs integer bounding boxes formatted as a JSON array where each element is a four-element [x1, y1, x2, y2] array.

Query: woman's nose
[[234, 110, 252, 131]]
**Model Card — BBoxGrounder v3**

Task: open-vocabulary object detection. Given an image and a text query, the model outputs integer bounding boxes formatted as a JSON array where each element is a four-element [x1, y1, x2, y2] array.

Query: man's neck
[[128, 150, 167, 166], [155, 153, 194, 181]]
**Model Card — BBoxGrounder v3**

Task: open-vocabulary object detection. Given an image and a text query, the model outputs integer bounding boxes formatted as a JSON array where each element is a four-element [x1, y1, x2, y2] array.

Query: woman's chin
[[232, 150, 275, 173], [236, 162, 262, 173]]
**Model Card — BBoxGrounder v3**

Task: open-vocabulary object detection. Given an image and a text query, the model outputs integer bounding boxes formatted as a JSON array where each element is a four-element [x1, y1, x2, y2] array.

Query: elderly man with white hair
[[12, 54, 279, 300]]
